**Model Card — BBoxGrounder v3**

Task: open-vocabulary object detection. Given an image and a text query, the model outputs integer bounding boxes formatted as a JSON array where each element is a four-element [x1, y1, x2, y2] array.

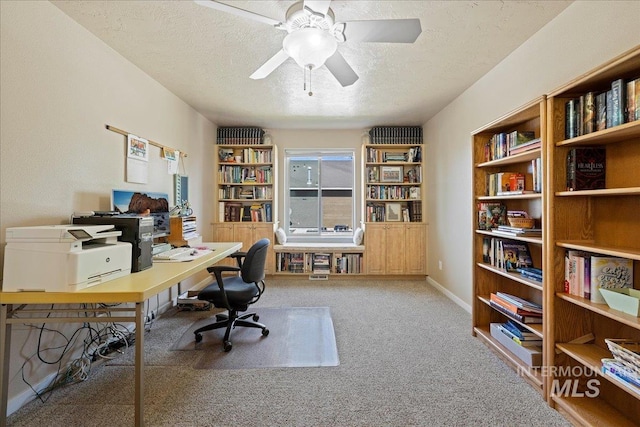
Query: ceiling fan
[[194, 0, 422, 88]]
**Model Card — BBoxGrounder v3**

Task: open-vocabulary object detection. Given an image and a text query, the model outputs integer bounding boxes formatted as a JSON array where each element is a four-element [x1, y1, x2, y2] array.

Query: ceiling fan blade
[[324, 51, 358, 87], [303, 0, 332, 16], [193, 1, 283, 27], [343, 19, 422, 43], [250, 49, 290, 80]]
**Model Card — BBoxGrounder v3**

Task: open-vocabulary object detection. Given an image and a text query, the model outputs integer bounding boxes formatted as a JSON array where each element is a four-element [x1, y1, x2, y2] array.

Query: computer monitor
[[111, 189, 170, 238]]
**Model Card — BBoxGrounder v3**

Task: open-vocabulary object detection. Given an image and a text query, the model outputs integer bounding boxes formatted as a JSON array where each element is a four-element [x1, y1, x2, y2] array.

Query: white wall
[[424, 1, 640, 311], [0, 1, 216, 412]]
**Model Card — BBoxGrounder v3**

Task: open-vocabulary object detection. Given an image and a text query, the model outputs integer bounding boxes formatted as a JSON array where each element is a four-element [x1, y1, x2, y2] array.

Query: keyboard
[[153, 247, 195, 260]]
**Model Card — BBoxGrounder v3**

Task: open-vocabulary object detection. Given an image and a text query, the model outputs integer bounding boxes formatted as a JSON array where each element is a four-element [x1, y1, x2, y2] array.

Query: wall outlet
[[438, 260, 443, 271]]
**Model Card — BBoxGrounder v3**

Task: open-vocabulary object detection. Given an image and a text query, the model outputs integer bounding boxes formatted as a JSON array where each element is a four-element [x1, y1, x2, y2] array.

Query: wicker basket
[[507, 217, 535, 229], [605, 339, 640, 375]]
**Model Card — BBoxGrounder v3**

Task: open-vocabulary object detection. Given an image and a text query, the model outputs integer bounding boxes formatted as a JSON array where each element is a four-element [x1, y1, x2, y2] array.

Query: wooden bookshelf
[[212, 139, 277, 274], [362, 138, 427, 275], [545, 46, 640, 424], [471, 96, 547, 393]]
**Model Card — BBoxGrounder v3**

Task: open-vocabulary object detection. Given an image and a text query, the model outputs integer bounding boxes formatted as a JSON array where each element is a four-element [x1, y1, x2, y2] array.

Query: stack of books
[[493, 225, 542, 238], [495, 320, 542, 348], [489, 292, 542, 324]]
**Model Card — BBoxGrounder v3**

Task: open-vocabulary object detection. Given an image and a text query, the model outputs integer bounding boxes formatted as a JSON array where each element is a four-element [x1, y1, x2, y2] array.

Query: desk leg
[[135, 302, 145, 427], [1, 304, 11, 427]]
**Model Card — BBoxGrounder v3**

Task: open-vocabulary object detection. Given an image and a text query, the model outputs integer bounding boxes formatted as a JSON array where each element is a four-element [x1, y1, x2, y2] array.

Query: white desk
[[0, 241, 242, 427]]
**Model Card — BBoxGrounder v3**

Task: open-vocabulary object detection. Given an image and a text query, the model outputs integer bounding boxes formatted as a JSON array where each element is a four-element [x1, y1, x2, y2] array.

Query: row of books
[[483, 130, 538, 162], [366, 185, 420, 201], [564, 251, 634, 304], [485, 172, 528, 196], [365, 147, 422, 163], [218, 147, 273, 164], [565, 77, 640, 140], [275, 252, 363, 274], [216, 126, 265, 145], [365, 200, 422, 222], [218, 165, 273, 184], [368, 126, 423, 145], [219, 185, 273, 200], [219, 202, 272, 222], [489, 292, 542, 324], [482, 237, 534, 273], [566, 147, 605, 191]]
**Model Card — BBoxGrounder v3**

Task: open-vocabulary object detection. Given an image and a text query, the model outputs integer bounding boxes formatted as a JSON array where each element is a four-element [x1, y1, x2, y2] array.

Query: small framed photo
[[385, 203, 402, 222], [380, 166, 403, 183]]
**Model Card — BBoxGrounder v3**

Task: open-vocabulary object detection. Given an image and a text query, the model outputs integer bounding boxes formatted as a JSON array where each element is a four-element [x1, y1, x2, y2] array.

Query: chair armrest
[[229, 251, 247, 268], [205, 265, 241, 310]]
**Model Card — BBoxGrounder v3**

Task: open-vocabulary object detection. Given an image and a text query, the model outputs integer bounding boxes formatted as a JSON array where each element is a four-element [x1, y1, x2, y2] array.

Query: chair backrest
[[240, 238, 270, 283]]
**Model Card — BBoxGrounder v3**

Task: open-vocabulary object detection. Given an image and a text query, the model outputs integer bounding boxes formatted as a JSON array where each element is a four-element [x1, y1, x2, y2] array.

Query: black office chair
[[194, 238, 270, 351]]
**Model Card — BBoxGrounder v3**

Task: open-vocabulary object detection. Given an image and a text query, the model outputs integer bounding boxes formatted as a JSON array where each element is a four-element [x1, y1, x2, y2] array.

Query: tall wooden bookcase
[[471, 97, 547, 393], [473, 46, 640, 425], [212, 140, 277, 274], [362, 133, 427, 276], [545, 47, 640, 426]]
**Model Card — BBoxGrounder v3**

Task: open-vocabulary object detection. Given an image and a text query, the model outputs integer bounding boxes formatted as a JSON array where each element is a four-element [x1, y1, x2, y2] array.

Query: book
[[566, 147, 606, 191], [490, 293, 542, 316], [590, 255, 634, 304], [626, 79, 636, 123], [596, 91, 607, 131], [611, 78, 625, 127], [496, 323, 542, 347], [489, 301, 542, 323], [500, 241, 533, 272], [477, 202, 506, 230], [583, 91, 596, 134], [495, 291, 543, 314], [502, 319, 538, 339], [565, 99, 578, 139]]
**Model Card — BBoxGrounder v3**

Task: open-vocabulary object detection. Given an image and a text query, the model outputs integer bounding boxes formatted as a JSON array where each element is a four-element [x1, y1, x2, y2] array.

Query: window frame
[[284, 149, 356, 243]]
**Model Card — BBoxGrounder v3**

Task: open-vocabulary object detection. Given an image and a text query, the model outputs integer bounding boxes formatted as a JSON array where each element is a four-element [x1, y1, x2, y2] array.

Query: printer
[[2, 225, 132, 292]]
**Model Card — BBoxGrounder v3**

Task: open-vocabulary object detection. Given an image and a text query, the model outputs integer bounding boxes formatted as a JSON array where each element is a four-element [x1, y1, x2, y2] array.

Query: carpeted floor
[[7, 279, 571, 426]]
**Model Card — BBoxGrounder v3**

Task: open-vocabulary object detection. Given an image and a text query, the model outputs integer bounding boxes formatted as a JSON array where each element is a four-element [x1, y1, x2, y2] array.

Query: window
[[285, 149, 355, 242]]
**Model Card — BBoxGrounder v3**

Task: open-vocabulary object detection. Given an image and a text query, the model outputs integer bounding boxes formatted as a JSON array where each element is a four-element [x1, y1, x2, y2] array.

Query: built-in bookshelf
[[273, 245, 364, 276], [471, 97, 547, 394], [545, 47, 640, 426], [362, 129, 427, 276], [212, 129, 277, 274]]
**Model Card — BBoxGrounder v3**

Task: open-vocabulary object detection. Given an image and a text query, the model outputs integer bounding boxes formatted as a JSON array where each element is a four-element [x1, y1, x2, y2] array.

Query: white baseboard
[[7, 371, 58, 416], [426, 276, 471, 314]]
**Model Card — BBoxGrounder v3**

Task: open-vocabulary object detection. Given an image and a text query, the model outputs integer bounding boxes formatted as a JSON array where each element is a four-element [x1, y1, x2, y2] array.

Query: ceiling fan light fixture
[[283, 28, 337, 69]]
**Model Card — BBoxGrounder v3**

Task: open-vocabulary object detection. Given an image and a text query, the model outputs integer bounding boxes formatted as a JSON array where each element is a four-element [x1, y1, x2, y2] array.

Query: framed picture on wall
[[380, 166, 403, 183], [385, 203, 402, 222]]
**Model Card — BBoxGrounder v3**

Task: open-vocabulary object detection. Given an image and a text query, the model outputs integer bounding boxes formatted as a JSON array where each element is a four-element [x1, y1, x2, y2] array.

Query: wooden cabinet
[[471, 97, 547, 394], [545, 47, 640, 426], [213, 222, 275, 274], [364, 223, 426, 275]]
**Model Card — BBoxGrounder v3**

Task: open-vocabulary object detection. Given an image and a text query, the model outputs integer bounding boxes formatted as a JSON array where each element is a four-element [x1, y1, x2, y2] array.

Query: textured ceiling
[[52, 0, 572, 129]]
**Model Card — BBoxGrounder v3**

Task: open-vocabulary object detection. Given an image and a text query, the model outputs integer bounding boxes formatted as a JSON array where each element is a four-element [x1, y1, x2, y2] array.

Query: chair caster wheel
[[253, 314, 260, 321], [223, 341, 232, 352], [195, 333, 202, 343], [262, 328, 269, 337]]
